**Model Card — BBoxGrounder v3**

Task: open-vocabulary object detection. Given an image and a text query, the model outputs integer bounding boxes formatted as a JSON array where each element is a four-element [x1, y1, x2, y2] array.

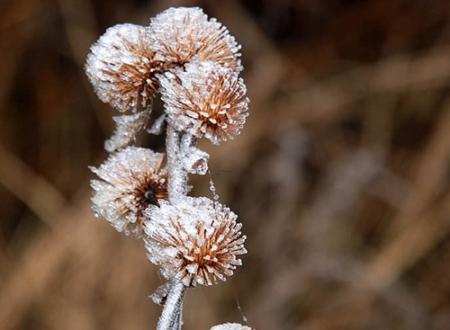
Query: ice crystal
[[159, 61, 249, 144], [180, 134, 209, 175], [144, 197, 247, 286], [105, 111, 150, 152], [210, 323, 252, 330], [85, 24, 163, 112], [90, 146, 168, 237], [149, 7, 242, 72]]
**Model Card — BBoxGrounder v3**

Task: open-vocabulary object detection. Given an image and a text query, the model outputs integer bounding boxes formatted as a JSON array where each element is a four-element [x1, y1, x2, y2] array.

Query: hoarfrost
[[144, 197, 247, 286], [159, 61, 249, 144], [149, 7, 242, 71], [105, 111, 150, 152], [90, 146, 168, 237]]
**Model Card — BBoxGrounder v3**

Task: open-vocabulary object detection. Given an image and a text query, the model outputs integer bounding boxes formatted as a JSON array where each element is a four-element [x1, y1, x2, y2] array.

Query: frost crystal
[[144, 197, 247, 286], [90, 146, 168, 237], [85, 24, 163, 112], [159, 61, 249, 144], [210, 323, 252, 330], [149, 7, 242, 71], [180, 134, 209, 175], [105, 111, 150, 152]]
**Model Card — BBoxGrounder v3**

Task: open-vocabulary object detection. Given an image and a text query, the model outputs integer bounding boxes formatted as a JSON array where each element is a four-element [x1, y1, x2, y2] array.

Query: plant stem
[[166, 125, 188, 202], [157, 124, 188, 330], [156, 281, 185, 330]]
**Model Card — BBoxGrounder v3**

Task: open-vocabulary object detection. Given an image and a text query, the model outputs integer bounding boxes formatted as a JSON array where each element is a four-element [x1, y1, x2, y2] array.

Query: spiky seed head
[[90, 146, 168, 237], [159, 61, 249, 144], [149, 7, 242, 71], [144, 197, 247, 286], [85, 24, 163, 112]]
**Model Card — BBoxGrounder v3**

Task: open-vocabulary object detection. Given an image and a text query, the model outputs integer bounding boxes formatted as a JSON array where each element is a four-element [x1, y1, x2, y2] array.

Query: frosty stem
[[157, 125, 188, 330], [166, 125, 188, 201], [156, 281, 185, 330]]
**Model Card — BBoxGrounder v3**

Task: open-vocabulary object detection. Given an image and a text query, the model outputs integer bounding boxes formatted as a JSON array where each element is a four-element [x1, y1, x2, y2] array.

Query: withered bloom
[[85, 24, 163, 112], [159, 61, 249, 144], [144, 197, 247, 286], [90, 146, 168, 237], [149, 7, 242, 72]]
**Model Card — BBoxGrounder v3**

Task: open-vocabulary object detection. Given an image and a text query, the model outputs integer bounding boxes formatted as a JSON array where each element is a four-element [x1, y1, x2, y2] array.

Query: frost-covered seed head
[[159, 61, 249, 144], [85, 24, 164, 112], [149, 7, 242, 71], [210, 323, 252, 330], [90, 146, 168, 237], [144, 197, 247, 286]]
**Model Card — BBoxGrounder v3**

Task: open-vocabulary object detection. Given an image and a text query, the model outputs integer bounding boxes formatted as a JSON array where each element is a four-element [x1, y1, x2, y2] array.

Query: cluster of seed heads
[[86, 8, 250, 325]]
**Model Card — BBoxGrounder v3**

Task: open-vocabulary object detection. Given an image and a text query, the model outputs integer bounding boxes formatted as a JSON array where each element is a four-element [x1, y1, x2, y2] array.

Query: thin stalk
[[157, 124, 189, 330], [156, 281, 185, 330]]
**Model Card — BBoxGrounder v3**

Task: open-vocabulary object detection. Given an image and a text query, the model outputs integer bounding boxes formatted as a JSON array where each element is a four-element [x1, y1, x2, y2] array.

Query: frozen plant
[[86, 6, 251, 330]]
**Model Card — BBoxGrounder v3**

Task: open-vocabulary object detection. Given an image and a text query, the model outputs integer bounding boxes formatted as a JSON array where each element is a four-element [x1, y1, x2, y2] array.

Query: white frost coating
[[144, 197, 247, 286], [149, 7, 242, 71], [147, 114, 167, 135], [159, 61, 249, 144], [85, 24, 161, 112], [105, 111, 150, 152], [210, 323, 252, 330], [150, 282, 171, 305], [180, 134, 209, 175], [166, 126, 188, 202], [90, 146, 168, 237]]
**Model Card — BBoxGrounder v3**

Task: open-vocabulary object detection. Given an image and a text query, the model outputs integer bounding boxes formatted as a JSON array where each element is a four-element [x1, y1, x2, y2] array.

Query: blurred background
[[2, 0, 450, 329]]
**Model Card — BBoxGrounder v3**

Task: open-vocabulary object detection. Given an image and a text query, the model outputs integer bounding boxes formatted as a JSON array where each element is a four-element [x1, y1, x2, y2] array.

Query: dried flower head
[[159, 61, 249, 144], [90, 146, 168, 237], [85, 24, 163, 112], [149, 7, 242, 71], [144, 197, 247, 286], [210, 323, 252, 330]]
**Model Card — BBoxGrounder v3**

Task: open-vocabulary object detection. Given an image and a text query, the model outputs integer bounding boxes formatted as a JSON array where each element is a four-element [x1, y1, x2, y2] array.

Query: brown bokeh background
[[2, 0, 450, 329]]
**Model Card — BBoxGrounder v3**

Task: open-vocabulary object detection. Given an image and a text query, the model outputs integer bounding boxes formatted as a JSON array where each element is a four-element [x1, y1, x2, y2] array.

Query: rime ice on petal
[[85, 24, 163, 112], [159, 61, 249, 144], [210, 323, 252, 330], [144, 197, 247, 286], [149, 7, 242, 71], [105, 111, 150, 152], [90, 146, 168, 237]]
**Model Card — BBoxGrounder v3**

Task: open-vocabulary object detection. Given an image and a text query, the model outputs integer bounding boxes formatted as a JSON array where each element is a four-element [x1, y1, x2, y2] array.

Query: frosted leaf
[[105, 110, 150, 152], [147, 114, 166, 135], [159, 61, 249, 144], [150, 282, 171, 305], [85, 24, 163, 112], [210, 323, 252, 330], [144, 197, 247, 286], [90, 146, 168, 237], [149, 7, 242, 72], [180, 134, 209, 175]]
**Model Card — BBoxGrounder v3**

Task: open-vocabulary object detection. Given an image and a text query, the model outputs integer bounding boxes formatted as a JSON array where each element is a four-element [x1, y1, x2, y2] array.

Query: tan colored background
[[2, 0, 450, 329]]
